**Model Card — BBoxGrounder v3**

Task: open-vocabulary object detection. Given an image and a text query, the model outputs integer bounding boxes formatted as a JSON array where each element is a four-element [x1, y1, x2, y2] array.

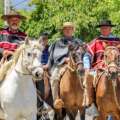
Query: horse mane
[[0, 45, 25, 81], [0, 40, 42, 81]]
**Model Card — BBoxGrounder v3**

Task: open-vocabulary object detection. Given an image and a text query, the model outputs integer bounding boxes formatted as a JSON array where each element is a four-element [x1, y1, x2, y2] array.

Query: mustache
[[11, 23, 18, 26]]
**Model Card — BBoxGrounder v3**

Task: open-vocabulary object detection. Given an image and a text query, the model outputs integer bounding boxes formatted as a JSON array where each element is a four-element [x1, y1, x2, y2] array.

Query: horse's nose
[[35, 71, 39, 77], [109, 66, 117, 73], [33, 68, 43, 79]]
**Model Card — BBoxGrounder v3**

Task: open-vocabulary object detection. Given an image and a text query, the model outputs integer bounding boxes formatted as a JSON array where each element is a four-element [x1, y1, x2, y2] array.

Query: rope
[[0, 57, 7, 67], [93, 70, 106, 89]]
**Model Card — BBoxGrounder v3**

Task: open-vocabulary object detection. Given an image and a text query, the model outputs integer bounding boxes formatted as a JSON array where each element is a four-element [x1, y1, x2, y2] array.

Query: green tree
[[21, 0, 120, 42], [0, 0, 4, 28]]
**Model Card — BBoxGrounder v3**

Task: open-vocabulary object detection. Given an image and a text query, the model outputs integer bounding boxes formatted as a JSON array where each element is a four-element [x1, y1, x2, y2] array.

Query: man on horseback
[[40, 32, 50, 66], [44, 22, 90, 109], [86, 20, 120, 119], [36, 32, 53, 120], [88, 20, 119, 70], [0, 9, 26, 60]]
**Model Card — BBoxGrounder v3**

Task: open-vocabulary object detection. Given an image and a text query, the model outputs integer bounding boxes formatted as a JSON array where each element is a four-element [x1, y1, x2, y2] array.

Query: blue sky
[[11, 0, 33, 10]]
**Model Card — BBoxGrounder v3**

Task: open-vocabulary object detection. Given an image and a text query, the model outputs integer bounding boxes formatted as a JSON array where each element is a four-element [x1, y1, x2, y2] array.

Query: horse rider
[[43, 22, 90, 108], [86, 20, 120, 119], [88, 20, 120, 70], [0, 9, 26, 60], [40, 32, 50, 66], [36, 32, 51, 120]]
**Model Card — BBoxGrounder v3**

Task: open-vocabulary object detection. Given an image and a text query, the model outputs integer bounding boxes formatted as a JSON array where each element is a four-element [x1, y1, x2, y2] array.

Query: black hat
[[39, 32, 49, 42], [40, 32, 49, 37], [96, 20, 116, 27]]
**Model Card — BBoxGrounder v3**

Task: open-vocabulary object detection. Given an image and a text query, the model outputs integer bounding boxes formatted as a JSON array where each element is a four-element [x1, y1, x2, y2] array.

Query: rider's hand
[[64, 57, 70, 64], [43, 64, 49, 70], [3, 50, 13, 58]]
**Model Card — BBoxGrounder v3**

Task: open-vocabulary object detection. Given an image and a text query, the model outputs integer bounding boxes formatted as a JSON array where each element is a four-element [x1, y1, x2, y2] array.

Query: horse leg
[[25, 112, 36, 120], [53, 109, 64, 120], [66, 110, 77, 120], [61, 108, 67, 120], [6, 115, 16, 120], [112, 112, 120, 120], [95, 112, 106, 120], [80, 107, 86, 120]]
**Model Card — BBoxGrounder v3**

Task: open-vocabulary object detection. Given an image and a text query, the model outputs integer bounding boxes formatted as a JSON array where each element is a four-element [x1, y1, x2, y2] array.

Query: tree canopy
[[0, 0, 4, 28], [23, 0, 120, 42], [1, 0, 120, 42]]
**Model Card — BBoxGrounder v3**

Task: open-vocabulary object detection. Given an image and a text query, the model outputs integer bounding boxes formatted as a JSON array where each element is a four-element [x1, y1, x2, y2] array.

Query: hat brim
[[1, 15, 26, 20], [96, 24, 116, 28], [63, 25, 74, 29]]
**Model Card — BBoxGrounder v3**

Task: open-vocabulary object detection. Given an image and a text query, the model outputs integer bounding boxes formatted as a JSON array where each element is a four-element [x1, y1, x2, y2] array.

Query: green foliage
[[21, 0, 120, 42], [0, 16, 4, 28], [0, 0, 4, 28], [0, 0, 4, 14]]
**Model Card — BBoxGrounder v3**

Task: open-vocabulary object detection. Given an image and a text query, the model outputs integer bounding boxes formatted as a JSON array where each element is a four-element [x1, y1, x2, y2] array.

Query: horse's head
[[104, 46, 119, 79], [15, 37, 44, 80], [68, 42, 85, 73]]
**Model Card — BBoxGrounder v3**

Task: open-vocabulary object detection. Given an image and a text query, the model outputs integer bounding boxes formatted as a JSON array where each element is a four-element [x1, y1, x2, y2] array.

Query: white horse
[[0, 38, 44, 120]]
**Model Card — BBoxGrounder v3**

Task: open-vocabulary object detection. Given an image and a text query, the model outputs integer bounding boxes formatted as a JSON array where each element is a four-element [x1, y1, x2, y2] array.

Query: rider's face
[[100, 26, 112, 36], [63, 27, 74, 38], [7, 17, 21, 31], [41, 37, 48, 47]]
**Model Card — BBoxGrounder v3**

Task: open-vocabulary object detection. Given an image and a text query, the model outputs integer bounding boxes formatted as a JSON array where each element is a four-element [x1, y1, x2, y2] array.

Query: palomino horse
[[96, 46, 120, 120], [54, 44, 86, 120], [0, 38, 44, 120], [86, 46, 120, 120]]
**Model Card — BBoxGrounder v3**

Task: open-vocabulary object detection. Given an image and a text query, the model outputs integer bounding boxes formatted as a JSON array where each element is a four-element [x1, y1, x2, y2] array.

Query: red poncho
[[88, 37, 120, 69], [0, 42, 18, 51], [0, 27, 26, 52]]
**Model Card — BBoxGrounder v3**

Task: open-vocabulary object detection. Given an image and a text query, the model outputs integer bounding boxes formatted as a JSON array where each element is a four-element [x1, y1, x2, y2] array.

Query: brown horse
[[86, 46, 120, 120], [55, 44, 86, 120]]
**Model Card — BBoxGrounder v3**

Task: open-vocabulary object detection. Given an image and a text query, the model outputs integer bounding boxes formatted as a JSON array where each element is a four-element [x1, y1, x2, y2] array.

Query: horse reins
[[14, 49, 31, 75], [67, 54, 84, 90]]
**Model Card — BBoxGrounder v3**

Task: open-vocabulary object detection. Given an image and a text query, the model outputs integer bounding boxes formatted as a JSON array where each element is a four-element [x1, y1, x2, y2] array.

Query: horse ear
[[38, 36, 43, 44], [25, 36, 30, 45]]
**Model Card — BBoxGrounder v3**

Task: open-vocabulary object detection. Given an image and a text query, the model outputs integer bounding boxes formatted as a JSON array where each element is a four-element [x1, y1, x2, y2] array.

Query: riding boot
[[50, 67, 64, 109], [51, 78, 59, 101]]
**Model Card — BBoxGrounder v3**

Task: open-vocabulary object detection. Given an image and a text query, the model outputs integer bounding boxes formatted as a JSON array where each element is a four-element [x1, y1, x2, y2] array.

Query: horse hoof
[[54, 99, 64, 109]]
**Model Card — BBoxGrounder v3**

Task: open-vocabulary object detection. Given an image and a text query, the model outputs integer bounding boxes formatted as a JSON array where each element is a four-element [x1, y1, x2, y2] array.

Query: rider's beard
[[11, 25, 18, 30], [10, 24, 19, 32]]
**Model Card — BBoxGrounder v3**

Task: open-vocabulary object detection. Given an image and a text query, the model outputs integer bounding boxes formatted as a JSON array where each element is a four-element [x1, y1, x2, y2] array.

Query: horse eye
[[28, 53, 31, 57]]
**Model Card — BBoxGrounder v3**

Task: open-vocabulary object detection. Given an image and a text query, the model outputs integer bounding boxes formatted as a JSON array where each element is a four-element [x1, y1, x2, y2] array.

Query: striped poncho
[[88, 36, 120, 69], [0, 27, 26, 53]]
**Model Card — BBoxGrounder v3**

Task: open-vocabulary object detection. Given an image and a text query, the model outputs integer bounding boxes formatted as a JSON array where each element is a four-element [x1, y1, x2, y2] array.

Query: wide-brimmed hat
[[96, 20, 116, 27], [62, 22, 74, 29], [1, 10, 26, 20]]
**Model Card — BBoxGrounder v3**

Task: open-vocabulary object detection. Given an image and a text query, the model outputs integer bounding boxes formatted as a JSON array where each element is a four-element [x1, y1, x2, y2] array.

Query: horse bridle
[[67, 53, 77, 72], [15, 47, 42, 76]]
